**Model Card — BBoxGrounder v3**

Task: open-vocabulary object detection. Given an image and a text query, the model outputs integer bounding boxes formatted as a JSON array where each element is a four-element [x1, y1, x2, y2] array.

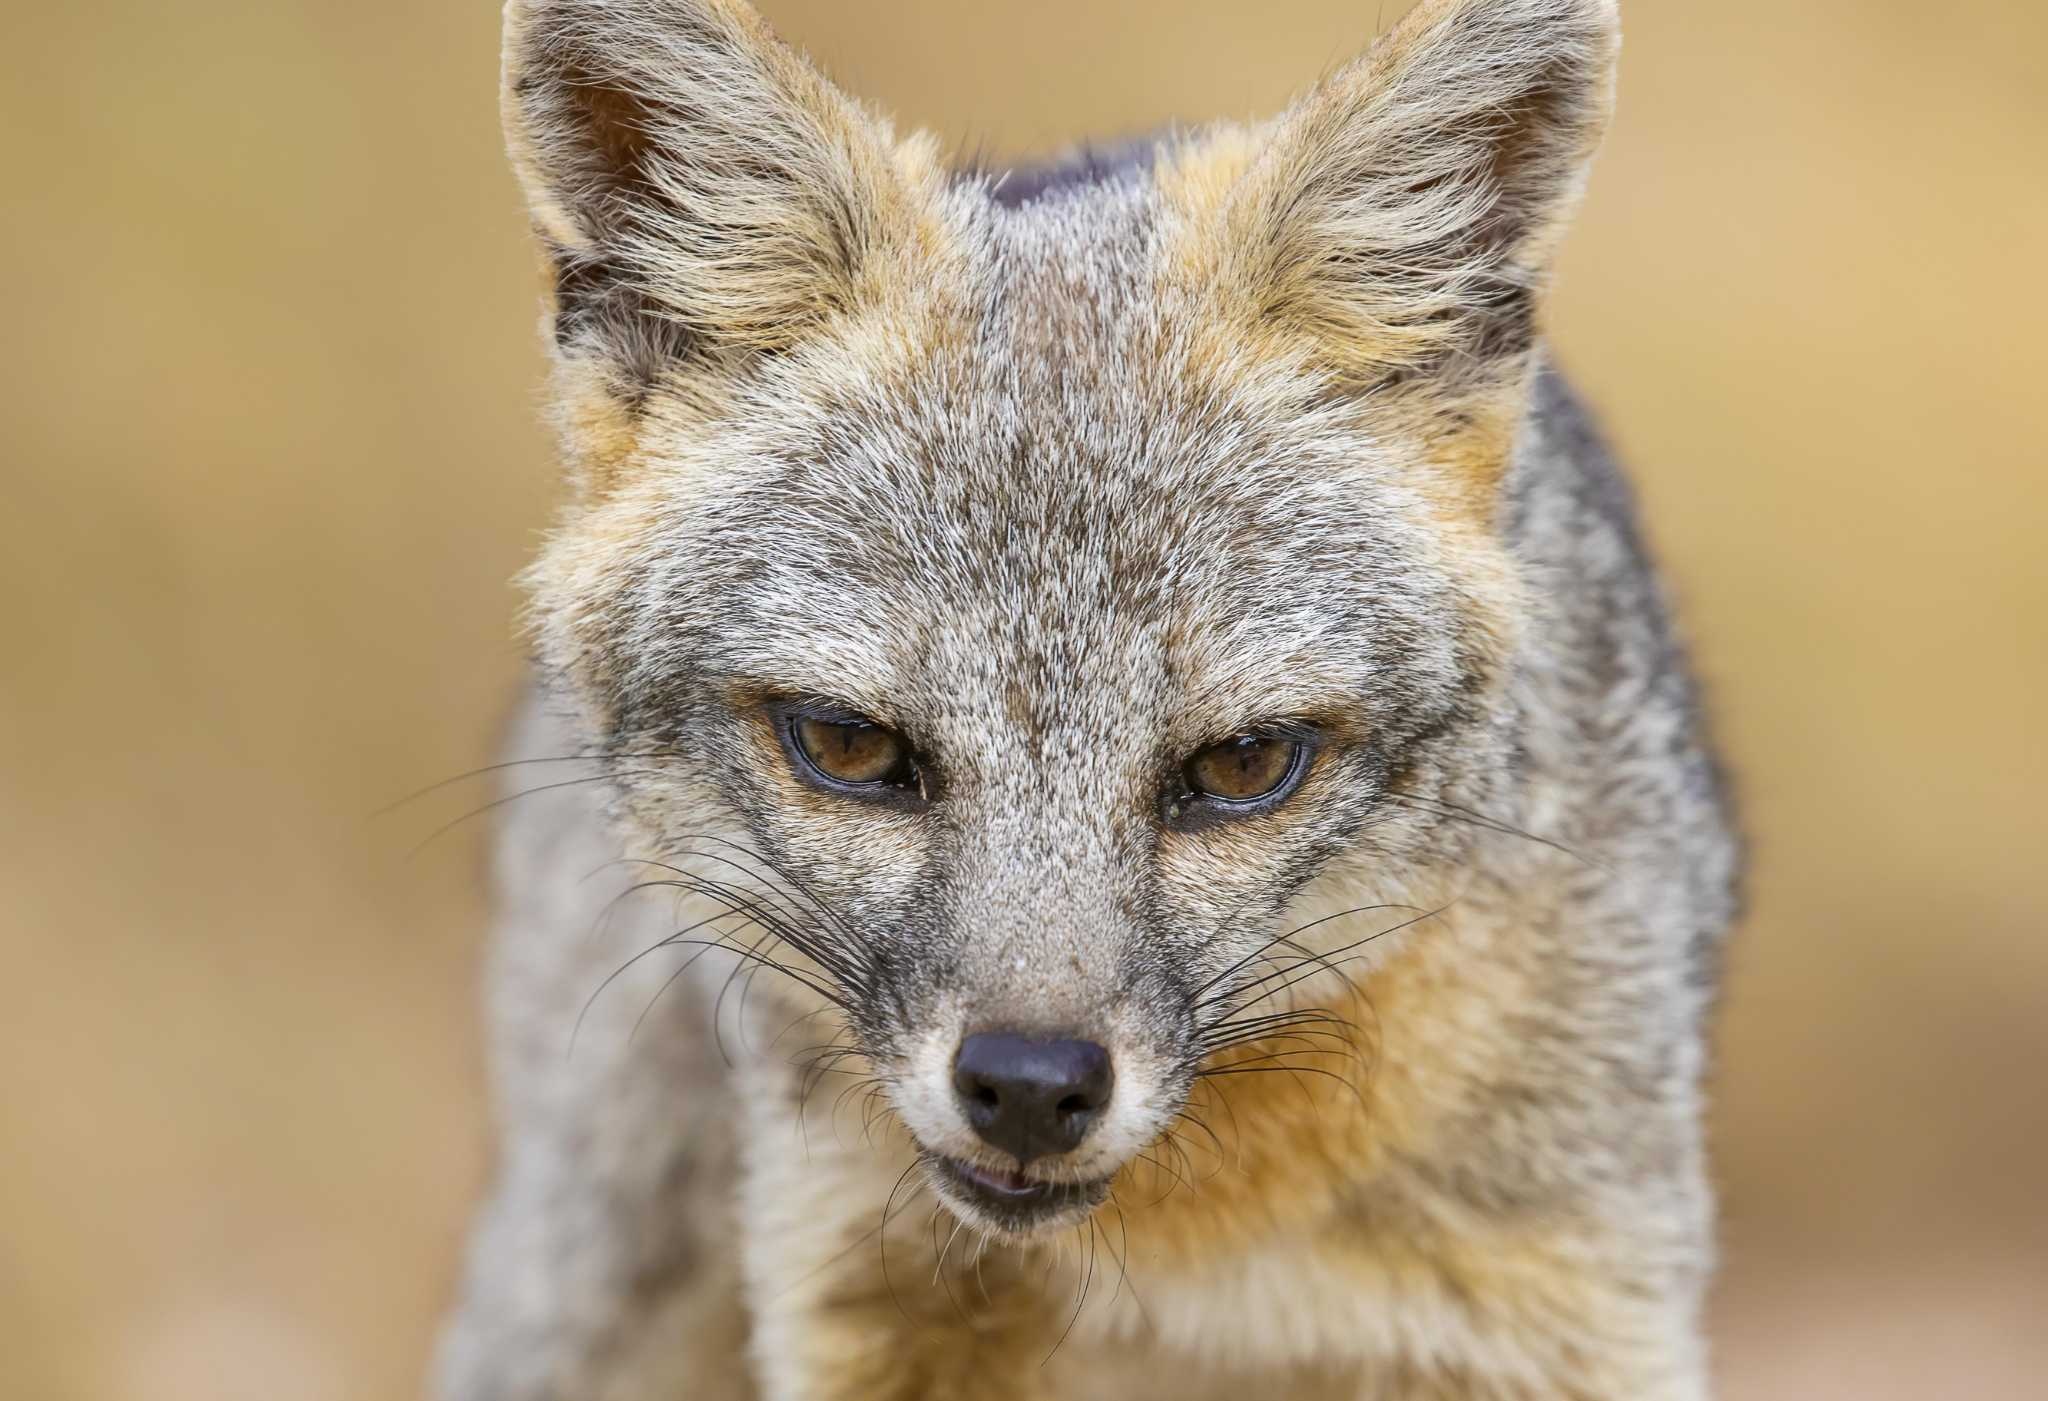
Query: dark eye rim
[[771, 700, 931, 805], [1165, 726, 1319, 829]]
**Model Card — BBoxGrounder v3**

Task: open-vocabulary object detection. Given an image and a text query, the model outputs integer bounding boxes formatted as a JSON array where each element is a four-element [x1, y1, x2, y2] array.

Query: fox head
[[502, 0, 1620, 1239]]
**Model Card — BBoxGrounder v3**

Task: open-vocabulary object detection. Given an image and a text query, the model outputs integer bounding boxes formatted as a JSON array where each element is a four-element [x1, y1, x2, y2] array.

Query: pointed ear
[[502, 0, 936, 390], [1182, 0, 1619, 397]]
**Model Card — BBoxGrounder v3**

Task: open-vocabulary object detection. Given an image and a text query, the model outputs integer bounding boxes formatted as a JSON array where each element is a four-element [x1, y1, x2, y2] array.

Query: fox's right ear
[[502, 0, 937, 397]]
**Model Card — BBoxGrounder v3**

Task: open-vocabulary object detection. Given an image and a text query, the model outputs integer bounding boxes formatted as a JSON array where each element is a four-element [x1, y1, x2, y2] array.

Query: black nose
[[952, 1033, 1113, 1164]]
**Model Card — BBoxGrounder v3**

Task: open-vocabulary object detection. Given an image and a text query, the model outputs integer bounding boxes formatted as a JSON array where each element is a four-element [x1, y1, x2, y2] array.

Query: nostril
[[1055, 1093, 1093, 1118], [971, 1085, 999, 1110]]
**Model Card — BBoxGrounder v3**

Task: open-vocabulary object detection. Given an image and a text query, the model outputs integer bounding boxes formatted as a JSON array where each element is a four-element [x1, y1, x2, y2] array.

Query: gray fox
[[437, 1, 1741, 1397]]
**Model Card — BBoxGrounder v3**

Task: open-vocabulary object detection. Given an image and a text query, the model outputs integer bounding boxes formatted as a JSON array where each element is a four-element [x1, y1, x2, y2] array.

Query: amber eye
[[791, 715, 915, 789], [1184, 734, 1304, 805]]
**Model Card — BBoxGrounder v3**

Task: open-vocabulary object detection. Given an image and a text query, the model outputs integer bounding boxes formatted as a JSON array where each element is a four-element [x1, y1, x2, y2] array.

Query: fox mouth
[[930, 1154, 1111, 1235]]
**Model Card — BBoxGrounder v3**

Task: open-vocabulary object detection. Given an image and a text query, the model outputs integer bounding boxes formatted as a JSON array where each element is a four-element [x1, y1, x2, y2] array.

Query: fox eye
[[788, 713, 920, 793], [1173, 733, 1310, 821]]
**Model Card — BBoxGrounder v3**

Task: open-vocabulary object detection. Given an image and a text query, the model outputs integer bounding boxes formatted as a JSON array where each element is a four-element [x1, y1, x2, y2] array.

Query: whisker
[[932, 1215, 971, 1324], [1131, 1148, 1189, 1204], [1172, 1108, 1225, 1166], [1192, 902, 1418, 998], [619, 869, 865, 990], [1200, 1009, 1361, 1046], [612, 857, 820, 957], [710, 918, 800, 1062], [878, 1158, 927, 1323], [1203, 903, 1451, 1026], [569, 906, 752, 1056], [1193, 1060, 1367, 1113], [401, 771, 668, 858], [1097, 1188, 1152, 1328], [1202, 1028, 1360, 1061], [656, 832, 871, 950], [1384, 793, 1608, 871], [629, 843, 865, 961], [373, 750, 683, 818], [654, 938, 848, 1011], [629, 934, 737, 1045], [1043, 1215, 1098, 1367], [770, 1161, 925, 1304]]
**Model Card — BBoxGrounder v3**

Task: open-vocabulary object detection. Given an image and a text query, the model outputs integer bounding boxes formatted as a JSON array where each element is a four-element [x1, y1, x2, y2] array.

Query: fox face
[[504, 0, 1619, 1240]]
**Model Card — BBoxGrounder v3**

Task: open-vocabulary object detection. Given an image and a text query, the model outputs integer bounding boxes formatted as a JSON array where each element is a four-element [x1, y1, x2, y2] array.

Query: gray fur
[[439, 2, 1740, 1397]]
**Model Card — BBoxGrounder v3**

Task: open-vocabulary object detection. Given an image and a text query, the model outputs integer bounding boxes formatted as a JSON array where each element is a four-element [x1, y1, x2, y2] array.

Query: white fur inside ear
[[1225, 0, 1621, 375], [501, 0, 934, 362]]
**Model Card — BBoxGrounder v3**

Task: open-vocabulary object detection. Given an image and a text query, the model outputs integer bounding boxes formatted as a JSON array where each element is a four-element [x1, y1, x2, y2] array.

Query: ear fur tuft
[[501, 0, 931, 387], [1197, 0, 1621, 393]]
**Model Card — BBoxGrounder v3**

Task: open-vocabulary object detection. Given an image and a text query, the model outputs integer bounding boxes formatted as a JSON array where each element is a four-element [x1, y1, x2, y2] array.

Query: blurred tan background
[[2, 1, 2044, 1397]]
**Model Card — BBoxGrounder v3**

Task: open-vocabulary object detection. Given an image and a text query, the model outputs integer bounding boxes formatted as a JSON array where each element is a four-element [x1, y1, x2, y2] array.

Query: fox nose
[[951, 1033, 1113, 1164]]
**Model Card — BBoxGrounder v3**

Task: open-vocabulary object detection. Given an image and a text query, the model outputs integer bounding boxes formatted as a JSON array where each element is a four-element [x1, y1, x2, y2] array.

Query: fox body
[[437, 2, 1740, 1398]]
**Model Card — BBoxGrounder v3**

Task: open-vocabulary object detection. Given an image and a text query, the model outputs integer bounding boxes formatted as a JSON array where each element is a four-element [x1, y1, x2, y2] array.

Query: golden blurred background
[[2, 1, 2043, 1396]]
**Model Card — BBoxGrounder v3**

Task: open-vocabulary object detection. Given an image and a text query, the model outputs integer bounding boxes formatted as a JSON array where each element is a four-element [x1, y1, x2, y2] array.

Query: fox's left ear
[[1173, 0, 1619, 482]]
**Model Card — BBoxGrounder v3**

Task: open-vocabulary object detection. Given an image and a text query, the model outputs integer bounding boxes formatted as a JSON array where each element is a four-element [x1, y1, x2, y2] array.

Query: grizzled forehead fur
[[604, 176, 1503, 772]]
